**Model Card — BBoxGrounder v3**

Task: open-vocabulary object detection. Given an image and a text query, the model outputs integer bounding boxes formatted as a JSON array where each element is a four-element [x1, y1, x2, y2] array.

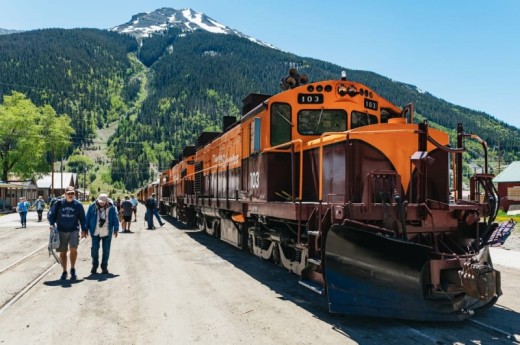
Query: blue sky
[[2, 0, 519, 128]]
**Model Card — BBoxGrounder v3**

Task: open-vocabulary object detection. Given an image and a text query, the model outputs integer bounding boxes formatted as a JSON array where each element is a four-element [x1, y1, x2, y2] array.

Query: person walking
[[16, 197, 31, 228], [85, 193, 119, 274], [120, 195, 134, 233], [145, 193, 165, 229], [33, 195, 46, 222], [115, 197, 121, 214], [130, 194, 138, 222], [47, 186, 87, 280]]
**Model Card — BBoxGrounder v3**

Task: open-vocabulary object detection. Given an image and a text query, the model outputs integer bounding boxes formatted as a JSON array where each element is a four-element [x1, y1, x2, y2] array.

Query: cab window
[[270, 103, 292, 146], [380, 108, 401, 123], [351, 111, 378, 129], [298, 109, 347, 135]]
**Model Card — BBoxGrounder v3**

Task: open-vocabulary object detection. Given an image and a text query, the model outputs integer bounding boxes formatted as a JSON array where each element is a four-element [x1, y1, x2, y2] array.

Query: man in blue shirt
[[47, 186, 87, 280], [33, 195, 46, 222]]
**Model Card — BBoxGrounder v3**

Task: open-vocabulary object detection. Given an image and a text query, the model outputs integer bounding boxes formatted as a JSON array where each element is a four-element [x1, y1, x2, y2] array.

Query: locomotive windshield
[[351, 111, 378, 129], [298, 109, 347, 135]]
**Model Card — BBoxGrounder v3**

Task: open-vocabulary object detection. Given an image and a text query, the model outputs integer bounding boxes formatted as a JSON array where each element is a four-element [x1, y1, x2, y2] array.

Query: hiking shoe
[[91, 266, 98, 274], [101, 268, 109, 274], [60, 271, 68, 280], [70, 268, 77, 280]]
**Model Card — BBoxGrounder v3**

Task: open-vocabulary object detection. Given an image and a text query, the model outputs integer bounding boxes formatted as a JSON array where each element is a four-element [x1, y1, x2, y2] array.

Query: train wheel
[[247, 235, 254, 254], [197, 215, 206, 232], [272, 243, 281, 266]]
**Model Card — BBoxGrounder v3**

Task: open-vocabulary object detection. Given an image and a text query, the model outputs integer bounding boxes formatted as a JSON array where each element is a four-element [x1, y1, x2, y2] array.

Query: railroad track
[[0, 243, 49, 275], [0, 235, 86, 315]]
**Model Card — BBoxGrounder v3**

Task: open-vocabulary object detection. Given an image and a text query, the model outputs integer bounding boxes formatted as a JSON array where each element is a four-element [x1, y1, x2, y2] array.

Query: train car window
[[270, 103, 292, 146], [380, 108, 401, 123], [297, 109, 347, 135], [351, 111, 378, 129]]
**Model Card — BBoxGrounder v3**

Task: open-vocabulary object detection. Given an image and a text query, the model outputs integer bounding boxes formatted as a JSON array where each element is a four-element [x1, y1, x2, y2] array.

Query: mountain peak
[[111, 7, 275, 48]]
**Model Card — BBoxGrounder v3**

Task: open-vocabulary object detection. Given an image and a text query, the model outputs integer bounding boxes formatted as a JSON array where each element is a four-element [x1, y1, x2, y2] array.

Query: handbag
[[49, 226, 60, 250]]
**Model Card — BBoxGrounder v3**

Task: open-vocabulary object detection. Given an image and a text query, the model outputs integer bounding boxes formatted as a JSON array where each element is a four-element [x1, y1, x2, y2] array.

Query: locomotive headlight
[[338, 84, 358, 97], [338, 84, 348, 96]]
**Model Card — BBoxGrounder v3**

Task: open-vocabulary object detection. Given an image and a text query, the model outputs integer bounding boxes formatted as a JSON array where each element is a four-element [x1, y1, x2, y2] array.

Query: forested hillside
[[1, 27, 519, 191], [0, 29, 138, 146]]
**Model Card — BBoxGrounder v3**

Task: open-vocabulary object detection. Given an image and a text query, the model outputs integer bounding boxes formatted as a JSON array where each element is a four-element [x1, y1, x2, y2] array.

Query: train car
[[156, 69, 513, 321], [168, 146, 197, 223]]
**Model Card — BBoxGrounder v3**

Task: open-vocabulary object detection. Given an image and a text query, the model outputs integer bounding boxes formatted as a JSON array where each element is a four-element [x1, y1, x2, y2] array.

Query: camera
[[99, 219, 106, 227]]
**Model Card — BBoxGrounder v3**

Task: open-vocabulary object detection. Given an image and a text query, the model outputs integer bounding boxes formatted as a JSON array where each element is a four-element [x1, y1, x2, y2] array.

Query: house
[[0, 181, 24, 213], [35, 172, 78, 201], [493, 161, 520, 211]]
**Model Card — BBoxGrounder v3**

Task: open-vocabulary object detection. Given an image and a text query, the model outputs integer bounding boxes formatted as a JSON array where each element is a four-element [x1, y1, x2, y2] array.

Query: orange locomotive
[[155, 69, 512, 321]]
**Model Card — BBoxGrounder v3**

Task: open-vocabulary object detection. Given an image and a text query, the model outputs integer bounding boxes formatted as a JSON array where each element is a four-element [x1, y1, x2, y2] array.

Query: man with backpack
[[47, 186, 87, 280]]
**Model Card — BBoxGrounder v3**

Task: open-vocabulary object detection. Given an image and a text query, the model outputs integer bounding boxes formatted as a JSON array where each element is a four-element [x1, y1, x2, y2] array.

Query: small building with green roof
[[493, 161, 520, 211]]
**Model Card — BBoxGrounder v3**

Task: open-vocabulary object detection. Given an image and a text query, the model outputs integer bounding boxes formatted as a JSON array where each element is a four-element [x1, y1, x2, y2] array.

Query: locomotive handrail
[[426, 135, 465, 154], [263, 139, 304, 201]]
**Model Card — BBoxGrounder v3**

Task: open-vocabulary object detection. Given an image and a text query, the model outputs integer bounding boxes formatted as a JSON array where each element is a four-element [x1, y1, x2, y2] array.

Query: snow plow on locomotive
[[154, 69, 512, 321]]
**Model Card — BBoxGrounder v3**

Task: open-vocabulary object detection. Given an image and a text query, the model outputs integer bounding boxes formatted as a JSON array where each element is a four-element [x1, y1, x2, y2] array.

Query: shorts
[[123, 215, 132, 222], [57, 230, 80, 252]]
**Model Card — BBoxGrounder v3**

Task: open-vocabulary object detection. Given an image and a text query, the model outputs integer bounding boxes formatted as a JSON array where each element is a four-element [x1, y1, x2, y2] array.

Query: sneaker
[[60, 271, 68, 280], [127, 230, 134, 233], [101, 268, 109, 274], [91, 266, 98, 274], [160, 222, 165, 227], [70, 268, 77, 280]]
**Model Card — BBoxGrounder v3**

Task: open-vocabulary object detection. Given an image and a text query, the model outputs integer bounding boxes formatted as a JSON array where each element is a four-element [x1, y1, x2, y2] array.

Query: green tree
[[0, 92, 74, 181], [67, 154, 94, 173]]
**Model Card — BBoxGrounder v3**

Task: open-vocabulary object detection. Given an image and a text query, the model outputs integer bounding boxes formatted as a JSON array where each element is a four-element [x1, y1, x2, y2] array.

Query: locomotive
[[143, 69, 513, 321]]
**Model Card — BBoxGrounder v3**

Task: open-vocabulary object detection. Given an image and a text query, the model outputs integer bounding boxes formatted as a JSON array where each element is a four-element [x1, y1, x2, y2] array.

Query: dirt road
[[0, 208, 519, 344]]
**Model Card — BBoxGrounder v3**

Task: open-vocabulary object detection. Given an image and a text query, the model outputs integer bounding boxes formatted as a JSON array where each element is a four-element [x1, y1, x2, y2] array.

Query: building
[[35, 172, 78, 201], [493, 161, 520, 211], [0, 181, 24, 213]]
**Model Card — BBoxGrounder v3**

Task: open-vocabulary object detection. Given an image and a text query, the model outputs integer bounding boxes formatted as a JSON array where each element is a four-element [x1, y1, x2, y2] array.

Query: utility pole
[[83, 167, 87, 201], [50, 152, 54, 197], [497, 141, 501, 174]]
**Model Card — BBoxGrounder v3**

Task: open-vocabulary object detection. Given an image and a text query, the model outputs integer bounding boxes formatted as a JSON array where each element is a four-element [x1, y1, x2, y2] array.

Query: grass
[[495, 210, 519, 232]]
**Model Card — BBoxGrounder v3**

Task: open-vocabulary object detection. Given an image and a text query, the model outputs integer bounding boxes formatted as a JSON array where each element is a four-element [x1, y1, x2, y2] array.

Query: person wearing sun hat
[[85, 193, 120, 275], [47, 186, 87, 280]]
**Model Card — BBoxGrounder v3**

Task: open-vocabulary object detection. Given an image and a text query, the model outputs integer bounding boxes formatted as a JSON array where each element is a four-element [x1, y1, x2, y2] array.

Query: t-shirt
[[17, 201, 30, 212], [121, 200, 133, 216]]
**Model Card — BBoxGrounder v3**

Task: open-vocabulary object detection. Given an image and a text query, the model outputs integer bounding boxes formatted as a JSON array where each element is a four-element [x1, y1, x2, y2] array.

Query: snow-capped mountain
[[0, 28, 21, 35], [111, 8, 276, 49]]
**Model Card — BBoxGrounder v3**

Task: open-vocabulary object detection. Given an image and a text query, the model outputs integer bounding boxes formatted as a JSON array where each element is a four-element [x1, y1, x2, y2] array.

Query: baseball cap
[[65, 186, 75, 194]]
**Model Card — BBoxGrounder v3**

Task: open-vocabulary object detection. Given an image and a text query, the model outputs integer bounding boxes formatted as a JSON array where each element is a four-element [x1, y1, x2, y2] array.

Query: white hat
[[97, 193, 108, 203]]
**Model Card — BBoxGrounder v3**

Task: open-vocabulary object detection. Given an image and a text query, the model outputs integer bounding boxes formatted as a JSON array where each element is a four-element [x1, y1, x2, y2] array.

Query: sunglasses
[[66, 192, 75, 196]]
